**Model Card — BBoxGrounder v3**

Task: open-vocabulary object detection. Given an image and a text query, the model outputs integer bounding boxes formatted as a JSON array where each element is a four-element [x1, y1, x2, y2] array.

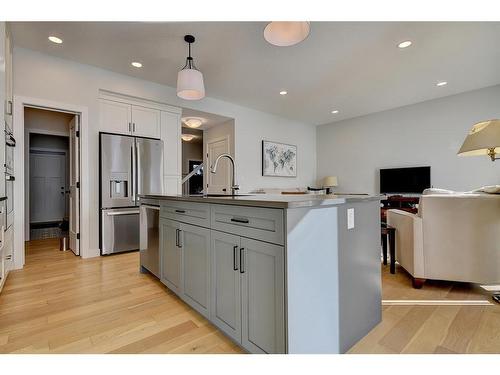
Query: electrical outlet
[[347, 208, 355, 229]]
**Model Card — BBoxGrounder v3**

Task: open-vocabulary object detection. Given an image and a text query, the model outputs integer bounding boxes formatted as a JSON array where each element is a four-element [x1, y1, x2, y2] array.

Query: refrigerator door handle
[[131, 142, 136, 204], [136, 140, 141, 196]]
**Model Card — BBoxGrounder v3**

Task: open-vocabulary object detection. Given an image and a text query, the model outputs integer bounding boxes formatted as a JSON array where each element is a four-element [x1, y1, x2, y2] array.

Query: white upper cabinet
[[99, 99, 132, 135], [98, 92, 182, 194], [131, 105, 161, 138], [99, 99, 161, 139]]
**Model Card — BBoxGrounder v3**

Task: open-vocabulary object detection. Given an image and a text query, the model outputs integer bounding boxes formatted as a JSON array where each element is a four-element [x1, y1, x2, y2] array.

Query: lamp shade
[[323, 176, 338, 187], [177, 68, 205, 100], [458, 119, 500, 159], [264, 22, 310, 47]]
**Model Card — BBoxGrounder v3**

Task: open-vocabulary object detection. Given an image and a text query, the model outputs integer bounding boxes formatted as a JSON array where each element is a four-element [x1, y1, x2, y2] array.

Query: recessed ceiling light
[[279, 90, 288, 95], [331, 110, 339, 114], [182, 117, 203, 129], [397, 40, 412, 49], [48, 36, 63, 44], [131, 62, 143, 68], [436, 81, 448, 87], [181, 134, 195, 142]]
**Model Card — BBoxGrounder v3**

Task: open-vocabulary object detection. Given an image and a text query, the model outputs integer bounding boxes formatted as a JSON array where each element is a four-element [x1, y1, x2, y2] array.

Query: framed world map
[[262, 140, 297, 177]]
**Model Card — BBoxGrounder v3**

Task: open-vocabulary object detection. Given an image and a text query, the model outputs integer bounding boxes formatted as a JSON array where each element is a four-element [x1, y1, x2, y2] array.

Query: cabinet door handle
[[175, 229, 179, 247], [175, 209, 186, 214], [128, 122, 131, 132], [231, 217, 249, 224], [233, 245, 239, 271], [178, 229, 182, 248], [133, 123, 136, 132], [239, 247, 245, 273]]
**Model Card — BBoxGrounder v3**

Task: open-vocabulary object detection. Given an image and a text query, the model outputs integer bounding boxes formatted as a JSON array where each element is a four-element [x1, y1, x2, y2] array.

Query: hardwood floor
[[0, 239, 242, 354], [1, 239, 499, 354], [349, 264, 500, 354]]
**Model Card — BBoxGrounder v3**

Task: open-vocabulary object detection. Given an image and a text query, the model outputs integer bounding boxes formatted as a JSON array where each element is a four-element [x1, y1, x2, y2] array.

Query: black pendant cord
[[182, 34, 197, 71]]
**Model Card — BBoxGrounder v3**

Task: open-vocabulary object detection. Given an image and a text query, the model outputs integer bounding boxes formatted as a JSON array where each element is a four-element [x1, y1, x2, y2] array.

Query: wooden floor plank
[[2, 239, 500, 354]]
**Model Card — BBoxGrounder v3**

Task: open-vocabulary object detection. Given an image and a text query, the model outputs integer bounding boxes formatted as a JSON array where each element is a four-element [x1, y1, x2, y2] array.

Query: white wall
[[317, 85, 500, 194], [14, 47, 316, 256]]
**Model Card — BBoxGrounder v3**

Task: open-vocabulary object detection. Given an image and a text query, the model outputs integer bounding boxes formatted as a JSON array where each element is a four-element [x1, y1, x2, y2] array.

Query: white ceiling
[[11, 22, 500, 125]]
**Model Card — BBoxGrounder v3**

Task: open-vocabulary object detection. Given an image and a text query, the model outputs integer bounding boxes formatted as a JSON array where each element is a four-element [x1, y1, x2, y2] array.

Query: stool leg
[[389, 230, 396, 274], [381, 234, 387, 265]]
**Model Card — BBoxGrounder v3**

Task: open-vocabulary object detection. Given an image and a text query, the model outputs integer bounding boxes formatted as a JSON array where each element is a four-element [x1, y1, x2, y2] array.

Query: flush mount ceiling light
[[182, 117, 203, 129], [436, 81, 448, 87], [181, 134, 195, 142], [48, 36, 63, 44], [177, 35, 205, 101], [331, 110, 339, 114], [264, 22, 310, 47], [131, 62, 143, 68], [279, 90, 288, 95], [397, 40, 412, 49]]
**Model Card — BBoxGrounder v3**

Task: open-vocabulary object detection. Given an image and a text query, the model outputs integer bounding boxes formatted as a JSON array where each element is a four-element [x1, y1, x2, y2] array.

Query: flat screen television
[[379, 166, 431, 194]]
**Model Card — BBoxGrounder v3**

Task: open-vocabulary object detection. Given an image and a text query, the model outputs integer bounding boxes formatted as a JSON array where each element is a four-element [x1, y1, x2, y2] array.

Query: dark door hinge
[[76, 181, 80, 189], [76, 130, 80, 137], [76, 233, 80, 240]]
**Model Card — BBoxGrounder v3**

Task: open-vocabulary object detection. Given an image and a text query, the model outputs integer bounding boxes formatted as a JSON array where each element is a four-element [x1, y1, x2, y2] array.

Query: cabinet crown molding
[[99, 89, 182, 114]]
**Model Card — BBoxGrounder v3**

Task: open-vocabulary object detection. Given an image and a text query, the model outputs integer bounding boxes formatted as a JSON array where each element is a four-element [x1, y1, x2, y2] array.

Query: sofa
[[387, 192, 500, 287]]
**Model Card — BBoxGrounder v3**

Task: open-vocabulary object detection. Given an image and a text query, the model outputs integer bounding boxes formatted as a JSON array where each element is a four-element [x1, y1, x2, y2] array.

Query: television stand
[[381, 195, 419, 222]]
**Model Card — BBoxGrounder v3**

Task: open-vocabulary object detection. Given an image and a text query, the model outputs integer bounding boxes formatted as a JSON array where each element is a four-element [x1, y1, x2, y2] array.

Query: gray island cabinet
[[142, 194, 381, 354]]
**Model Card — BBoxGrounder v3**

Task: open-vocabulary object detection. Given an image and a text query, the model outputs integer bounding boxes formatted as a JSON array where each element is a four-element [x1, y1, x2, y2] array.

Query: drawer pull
[[231, 217, 249, 224], [233, 245, 238, 271], [175, 209, 186, 214]]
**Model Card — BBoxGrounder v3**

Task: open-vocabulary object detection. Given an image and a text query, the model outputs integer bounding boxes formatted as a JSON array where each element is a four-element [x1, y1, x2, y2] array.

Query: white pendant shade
[[177, 68, 205, 100], [264, 22, 310, 47]]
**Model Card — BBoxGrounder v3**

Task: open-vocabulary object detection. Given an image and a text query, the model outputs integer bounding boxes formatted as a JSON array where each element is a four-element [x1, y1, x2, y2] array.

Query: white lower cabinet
[[159, 204, 286, 354]]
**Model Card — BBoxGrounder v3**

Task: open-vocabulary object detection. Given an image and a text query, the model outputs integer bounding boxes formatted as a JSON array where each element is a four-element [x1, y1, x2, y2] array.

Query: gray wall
[[317, 85, 500, 194]]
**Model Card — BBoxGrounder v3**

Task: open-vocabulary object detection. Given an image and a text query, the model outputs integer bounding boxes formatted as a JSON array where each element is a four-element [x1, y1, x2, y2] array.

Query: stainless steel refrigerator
[[99, 133, 163, 255]]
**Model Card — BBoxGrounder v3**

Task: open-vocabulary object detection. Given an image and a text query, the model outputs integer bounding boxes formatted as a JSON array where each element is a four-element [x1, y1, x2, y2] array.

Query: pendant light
[[177, 35, 205, 100], [264, 22, 310, 47]]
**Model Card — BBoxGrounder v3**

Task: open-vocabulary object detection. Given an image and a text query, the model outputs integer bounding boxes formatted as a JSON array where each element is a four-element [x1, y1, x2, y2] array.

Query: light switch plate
[[347, 208, 355, 229]]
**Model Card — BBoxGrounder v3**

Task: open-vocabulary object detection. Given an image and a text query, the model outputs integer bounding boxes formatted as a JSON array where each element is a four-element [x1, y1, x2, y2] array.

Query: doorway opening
[[24, 107, 81, 256], [180, 108, 235, 195]]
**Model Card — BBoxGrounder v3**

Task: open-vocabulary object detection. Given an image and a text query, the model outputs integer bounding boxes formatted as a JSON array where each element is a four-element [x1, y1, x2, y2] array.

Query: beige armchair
[[387, 193, 500, 288]]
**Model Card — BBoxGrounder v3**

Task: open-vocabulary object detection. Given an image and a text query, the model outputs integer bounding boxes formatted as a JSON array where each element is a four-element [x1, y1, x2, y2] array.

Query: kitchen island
[[139, 193, 381, 354]]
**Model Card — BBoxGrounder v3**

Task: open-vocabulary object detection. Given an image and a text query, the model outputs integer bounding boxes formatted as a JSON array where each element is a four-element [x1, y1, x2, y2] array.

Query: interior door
[[30, 152, 66, 223], [69, 116, 80, 255], [206, 136, 230, 194]]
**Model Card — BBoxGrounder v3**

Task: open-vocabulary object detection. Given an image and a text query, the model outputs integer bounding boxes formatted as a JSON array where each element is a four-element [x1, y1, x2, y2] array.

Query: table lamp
[[323, 176, 338, 194], [458, 119, 500, 161]]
